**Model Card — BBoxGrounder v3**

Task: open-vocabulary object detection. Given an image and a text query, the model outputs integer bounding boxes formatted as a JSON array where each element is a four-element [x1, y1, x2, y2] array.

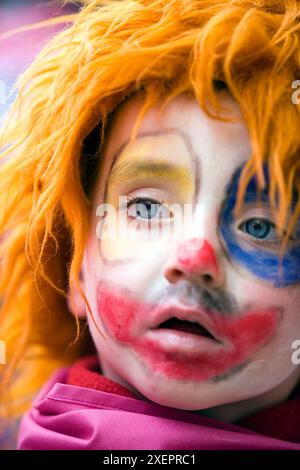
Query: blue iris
[[136, 201, 159, 219], [241, 218, 273, 239]]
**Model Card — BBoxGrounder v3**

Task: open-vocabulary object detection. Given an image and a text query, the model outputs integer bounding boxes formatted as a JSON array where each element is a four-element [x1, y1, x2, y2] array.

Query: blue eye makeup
[[220, 164, 300, 287]]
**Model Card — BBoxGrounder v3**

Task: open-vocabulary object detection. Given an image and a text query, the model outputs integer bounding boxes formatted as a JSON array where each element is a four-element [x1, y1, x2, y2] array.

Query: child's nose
[[163, 238, 224, 289]]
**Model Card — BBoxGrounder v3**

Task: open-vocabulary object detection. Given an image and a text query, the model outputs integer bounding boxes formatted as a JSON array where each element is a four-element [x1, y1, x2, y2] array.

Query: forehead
[[105, 91, 248, 157], [94, 91, 251, 204]]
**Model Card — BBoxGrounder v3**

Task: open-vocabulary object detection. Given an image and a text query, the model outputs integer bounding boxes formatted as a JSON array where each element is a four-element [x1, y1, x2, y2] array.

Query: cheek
[[227, 266, 300, 315], [96, 282, 151, 341], [99, 226, 172, 264]]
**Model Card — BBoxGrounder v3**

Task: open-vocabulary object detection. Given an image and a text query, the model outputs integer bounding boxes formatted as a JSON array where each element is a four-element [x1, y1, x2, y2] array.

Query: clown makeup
[[220, 164, 300, 287], [76, 91, 300, 420]]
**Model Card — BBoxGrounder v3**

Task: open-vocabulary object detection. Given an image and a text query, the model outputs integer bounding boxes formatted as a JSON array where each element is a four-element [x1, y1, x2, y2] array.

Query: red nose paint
[[177, 238, 220, 276], [97, 283, 280, 381]]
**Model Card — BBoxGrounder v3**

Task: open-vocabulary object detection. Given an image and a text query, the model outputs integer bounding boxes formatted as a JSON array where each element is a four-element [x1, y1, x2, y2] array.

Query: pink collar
[[67, 355, 300, 443]]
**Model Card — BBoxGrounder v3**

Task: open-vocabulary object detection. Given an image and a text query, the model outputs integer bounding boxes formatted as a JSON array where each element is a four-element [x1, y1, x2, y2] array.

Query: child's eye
[[238, 217, 298, 248], [238, 218, 276, 240], [126, 197, 171, 220]]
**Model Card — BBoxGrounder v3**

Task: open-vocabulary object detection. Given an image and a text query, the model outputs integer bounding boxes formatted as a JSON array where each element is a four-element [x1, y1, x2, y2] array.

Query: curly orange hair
[[1, 0, 300, 421]]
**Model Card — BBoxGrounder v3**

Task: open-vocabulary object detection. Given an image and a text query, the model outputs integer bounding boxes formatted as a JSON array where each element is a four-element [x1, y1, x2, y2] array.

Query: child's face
[[76, 91, 300, 410]]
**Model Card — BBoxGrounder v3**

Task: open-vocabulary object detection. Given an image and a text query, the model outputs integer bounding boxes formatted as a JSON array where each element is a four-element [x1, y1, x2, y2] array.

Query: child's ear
[[67, 271, 87, 319]]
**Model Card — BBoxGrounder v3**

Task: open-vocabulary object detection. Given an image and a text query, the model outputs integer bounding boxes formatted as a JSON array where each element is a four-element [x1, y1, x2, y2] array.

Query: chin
[[132, 376, 233, 411], [148, 393, 227, 411]]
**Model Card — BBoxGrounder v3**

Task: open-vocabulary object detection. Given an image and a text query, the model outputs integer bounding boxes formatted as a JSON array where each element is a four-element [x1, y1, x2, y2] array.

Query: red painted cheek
[[96, 283, 280, 381], [177, 239, 220, 275], [97, 283, 151, 341]]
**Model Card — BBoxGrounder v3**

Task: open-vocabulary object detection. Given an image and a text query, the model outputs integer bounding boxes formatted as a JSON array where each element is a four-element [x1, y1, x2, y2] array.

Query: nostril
[[172, 269, 184, 280], [166, 268, 184, 283], [202, 273, 213, 284]]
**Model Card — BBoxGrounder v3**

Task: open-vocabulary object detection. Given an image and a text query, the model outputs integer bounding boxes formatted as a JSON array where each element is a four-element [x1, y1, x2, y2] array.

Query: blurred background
[[0, 0, 79, 122], [0, 0, 80, 449]]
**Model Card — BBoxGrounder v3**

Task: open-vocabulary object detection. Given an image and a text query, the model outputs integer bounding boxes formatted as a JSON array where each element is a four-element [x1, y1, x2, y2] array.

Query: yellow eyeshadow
[[106, 159, 194, 200]]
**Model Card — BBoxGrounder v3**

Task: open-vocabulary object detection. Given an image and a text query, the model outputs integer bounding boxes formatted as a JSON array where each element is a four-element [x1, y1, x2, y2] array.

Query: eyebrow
[[107, 159, 194, 189], [103, 129, 200, 203]]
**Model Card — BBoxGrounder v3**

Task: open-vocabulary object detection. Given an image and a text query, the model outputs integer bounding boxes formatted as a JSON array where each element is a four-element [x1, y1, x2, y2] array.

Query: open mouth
[[158, 318, 217, 341]]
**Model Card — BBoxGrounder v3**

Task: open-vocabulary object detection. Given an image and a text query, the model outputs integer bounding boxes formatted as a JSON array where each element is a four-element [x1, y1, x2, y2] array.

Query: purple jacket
[[18, 367, 300, 450]]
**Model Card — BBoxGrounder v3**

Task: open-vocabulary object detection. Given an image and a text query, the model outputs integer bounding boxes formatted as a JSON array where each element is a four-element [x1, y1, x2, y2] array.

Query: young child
[[1, 0, 300, 450]]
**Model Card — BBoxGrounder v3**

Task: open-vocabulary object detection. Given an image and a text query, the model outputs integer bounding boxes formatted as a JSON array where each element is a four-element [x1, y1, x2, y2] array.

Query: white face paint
[[72, 91, 300, 420]]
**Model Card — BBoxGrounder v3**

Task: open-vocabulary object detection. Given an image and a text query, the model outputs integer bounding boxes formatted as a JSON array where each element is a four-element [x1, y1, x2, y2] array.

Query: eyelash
[[126, 195, 162, 205]]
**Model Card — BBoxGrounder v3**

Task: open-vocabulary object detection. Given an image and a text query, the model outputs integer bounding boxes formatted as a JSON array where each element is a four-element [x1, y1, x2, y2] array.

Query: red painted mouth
[[149, 303, 224, 344], [97, 284, 282, 381], [157, 317, 217, 341]]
